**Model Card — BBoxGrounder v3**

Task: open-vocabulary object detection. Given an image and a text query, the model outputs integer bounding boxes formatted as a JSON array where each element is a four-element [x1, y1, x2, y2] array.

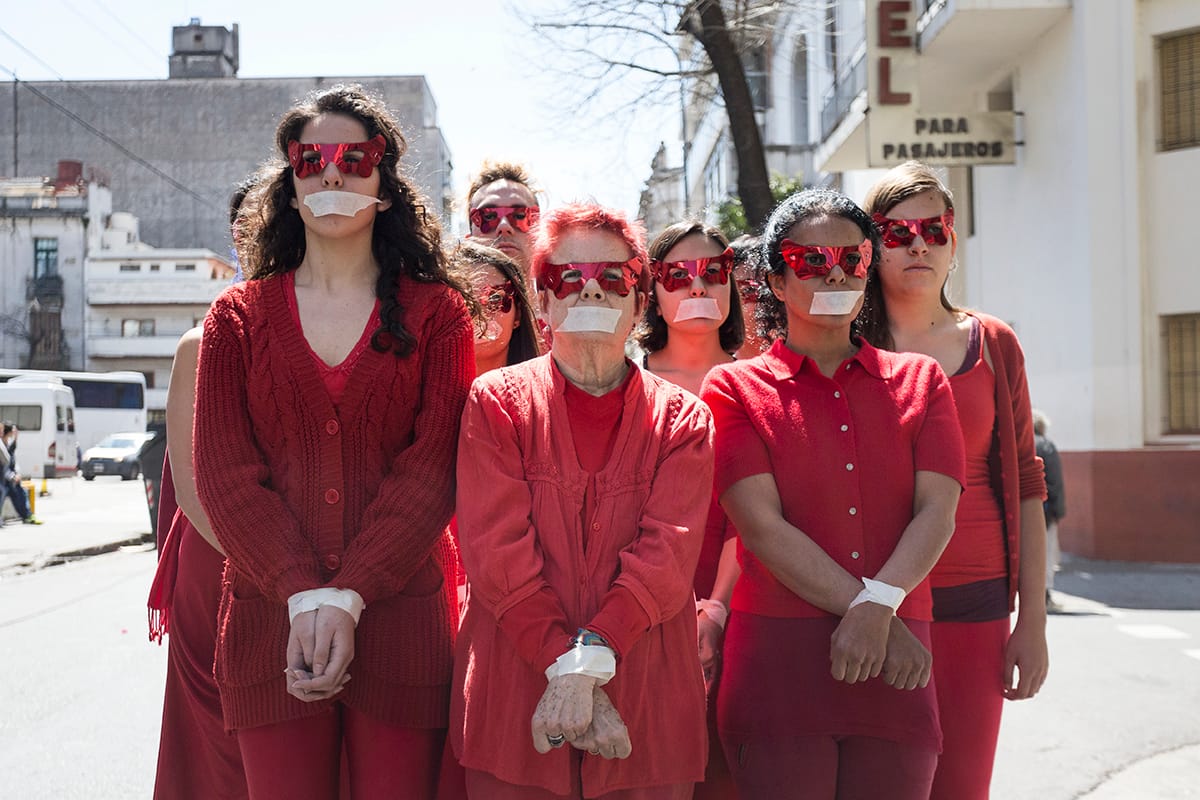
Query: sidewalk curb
[[0, 535, 152, 576]]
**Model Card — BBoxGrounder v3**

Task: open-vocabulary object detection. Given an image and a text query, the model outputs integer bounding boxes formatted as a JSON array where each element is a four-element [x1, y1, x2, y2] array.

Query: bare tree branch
[[522, 0, 803, 229]]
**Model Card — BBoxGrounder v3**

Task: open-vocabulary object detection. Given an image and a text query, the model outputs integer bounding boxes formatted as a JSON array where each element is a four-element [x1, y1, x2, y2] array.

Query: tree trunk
[[690, 0, 774, 231]]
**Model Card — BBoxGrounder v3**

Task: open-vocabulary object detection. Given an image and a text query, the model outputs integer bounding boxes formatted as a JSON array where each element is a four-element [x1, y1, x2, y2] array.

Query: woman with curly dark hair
[[192, 85, 474, 799], [702, 188, 965, 798]]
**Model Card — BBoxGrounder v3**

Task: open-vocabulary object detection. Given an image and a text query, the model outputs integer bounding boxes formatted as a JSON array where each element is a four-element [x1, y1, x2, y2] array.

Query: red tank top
[[284, 271, 381, 407], [929, 317, 1007, 588]]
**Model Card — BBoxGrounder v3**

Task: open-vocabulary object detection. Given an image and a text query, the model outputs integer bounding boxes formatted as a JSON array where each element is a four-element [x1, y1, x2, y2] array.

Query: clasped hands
[[829, 601, 932, 691], [530, 673, 632, 760], [286, 605, 356, 702]]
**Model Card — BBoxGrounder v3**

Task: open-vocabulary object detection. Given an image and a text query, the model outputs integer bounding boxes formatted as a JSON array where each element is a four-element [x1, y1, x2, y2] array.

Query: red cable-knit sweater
[[193, 272, 473, 731]]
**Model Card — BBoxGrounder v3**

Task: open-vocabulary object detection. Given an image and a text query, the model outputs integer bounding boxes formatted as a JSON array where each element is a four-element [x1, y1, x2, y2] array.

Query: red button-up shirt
[[702, 339, 966, 621]]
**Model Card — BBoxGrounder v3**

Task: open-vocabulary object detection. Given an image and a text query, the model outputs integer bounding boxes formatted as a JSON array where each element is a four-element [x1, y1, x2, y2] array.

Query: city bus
[[0, 378, 77, 479], [0, 369, 147, 455]]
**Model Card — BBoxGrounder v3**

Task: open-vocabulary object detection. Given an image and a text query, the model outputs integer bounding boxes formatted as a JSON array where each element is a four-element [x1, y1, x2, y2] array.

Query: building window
[[34, 238, 58, 278], [119, 263, 141, 272], [175, 263, 196, 272], [150, 263, 160, 272], [1164, 313, 1200, 434], [793, 36, 810, 144], [121, 319, 156, 337], [1160, 30, 1200, 151]]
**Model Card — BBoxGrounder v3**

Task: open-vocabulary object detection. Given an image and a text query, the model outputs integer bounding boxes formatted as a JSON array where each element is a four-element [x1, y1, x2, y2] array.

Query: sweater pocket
[[354, 578, 454, 687], [215, 589, 290, 688]]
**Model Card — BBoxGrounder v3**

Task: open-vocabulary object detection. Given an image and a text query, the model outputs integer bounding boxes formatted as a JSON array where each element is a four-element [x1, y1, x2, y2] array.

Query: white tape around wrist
[[847, 577, 906, 614], [544, 644, 616, 685], [696, 597, 729, 630], [287, 587, 365, 625]]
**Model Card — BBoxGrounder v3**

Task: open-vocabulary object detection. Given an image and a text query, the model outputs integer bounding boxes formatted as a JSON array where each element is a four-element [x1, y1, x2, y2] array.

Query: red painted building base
[[1059, 449, 1200, 563]]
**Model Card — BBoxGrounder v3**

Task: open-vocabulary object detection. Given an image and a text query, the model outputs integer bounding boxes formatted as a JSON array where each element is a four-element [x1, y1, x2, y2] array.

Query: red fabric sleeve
[[995, 324, 1048, 501], [334, 291, 474, 604], [194, 293, 320, 602], [913, 360, 968, 490], [456, 380, 573, 673], [701, 367, 773, 498], [585, 396, 713, 659], [587, 587, 653, 661]]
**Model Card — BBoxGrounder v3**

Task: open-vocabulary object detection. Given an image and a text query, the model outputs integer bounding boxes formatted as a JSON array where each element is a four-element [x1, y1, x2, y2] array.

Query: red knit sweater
[[194, 273, 473, 731]]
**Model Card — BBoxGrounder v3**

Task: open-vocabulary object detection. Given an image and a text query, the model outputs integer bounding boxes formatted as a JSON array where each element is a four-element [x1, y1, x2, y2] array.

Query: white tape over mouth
[[303, 191, 383, 217], [673, 297, 723, 322], [555, 306, 623, 334], [809, 290, 864, 316], [476, 318, 504, 343]]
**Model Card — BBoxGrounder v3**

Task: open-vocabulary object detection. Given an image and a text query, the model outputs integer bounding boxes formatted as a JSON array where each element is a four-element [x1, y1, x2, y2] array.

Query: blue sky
[[0, 0, 684, 218]]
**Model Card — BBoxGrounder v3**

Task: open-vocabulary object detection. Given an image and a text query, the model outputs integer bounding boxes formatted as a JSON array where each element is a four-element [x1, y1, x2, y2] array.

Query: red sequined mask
[[872, 211, 955, 248], [780, 239, 873, 280], [478, 280, 516, 314], [287, 135, 386, 179], [469, 206, 540, 234], [539, 259, 642, 299], [652, 248, 734, 292]]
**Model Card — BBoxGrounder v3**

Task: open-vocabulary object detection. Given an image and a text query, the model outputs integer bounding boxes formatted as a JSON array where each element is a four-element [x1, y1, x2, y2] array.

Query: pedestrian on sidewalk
[[637, 219, 743, 799], [192, 84, 476, 799], [147, 174, 260, 800], [1034, 410, 1066, 612], [1, 422, 41, 525], [452, 203, 712, 798], [861, 162, 1050, 800], [704, 188, 966, 799]]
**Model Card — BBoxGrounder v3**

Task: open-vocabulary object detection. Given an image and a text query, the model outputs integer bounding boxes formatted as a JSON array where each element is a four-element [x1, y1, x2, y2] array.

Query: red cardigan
[[451, 355, 711, 796], [971, 311, 1047, 610], [194, 273, 473, 731]]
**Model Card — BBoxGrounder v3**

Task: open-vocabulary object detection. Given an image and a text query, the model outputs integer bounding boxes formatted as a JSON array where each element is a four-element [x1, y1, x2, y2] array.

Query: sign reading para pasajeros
[[866, 0, 1016, 167]]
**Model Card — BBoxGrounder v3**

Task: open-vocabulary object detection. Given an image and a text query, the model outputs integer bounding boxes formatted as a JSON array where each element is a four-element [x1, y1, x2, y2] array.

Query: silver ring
[[547, 733, 565, 747]]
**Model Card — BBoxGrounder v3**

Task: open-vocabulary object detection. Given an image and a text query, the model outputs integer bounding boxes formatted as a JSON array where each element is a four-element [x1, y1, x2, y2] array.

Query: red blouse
[[452, 355, 710, 796], [702, 339, 966, 621]]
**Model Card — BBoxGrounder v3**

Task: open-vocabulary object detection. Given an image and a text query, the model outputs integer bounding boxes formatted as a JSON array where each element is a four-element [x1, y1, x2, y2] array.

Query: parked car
[[80, 431, 155, 481]]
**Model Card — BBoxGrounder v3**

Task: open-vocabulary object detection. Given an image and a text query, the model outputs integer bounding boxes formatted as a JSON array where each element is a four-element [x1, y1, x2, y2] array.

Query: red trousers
[[237, 705, 443, 800], [928, 618, 1008, 800], [464, 766, 692, 799], [153, 519, 248, 800], [719, 734, 937, 800]]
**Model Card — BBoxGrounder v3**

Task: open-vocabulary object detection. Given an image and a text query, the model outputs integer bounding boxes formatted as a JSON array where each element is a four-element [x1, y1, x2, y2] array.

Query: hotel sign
[[866, 0, 1016, 167]]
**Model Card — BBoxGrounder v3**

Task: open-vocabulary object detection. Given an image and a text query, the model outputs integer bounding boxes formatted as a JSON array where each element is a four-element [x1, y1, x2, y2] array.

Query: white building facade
[[0, 163, 110, 371], [85, 234, 234, 417], [811, 0, 1199, 562]]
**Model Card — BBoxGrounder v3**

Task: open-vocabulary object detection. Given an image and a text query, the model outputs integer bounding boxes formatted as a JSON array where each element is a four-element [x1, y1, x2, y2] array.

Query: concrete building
[[84, 215, 234, 417], [0, 20, 453, 257], [655, 0, 1199, 561], [0, 162, 110, 371]]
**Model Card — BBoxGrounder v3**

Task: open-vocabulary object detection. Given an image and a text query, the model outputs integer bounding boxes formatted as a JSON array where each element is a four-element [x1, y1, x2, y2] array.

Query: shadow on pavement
[[1055, 554, 1200, 611]]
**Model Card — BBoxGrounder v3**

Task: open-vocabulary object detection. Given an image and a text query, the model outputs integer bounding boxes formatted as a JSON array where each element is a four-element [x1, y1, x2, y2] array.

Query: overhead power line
[[15, 80, 219, 210]]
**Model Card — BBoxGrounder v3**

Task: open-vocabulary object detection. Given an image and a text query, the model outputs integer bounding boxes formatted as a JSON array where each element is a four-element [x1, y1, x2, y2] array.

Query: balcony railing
[[820, 52, 867, 141]]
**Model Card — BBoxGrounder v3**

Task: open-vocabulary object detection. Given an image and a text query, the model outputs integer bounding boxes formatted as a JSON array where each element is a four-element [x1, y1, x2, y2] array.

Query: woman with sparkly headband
[[860, 161, 1049, 800], [452, 203, 711, 799], [192, 85, 476, 799], [702, 188, 966, 798], [633, 220, 742, 799]]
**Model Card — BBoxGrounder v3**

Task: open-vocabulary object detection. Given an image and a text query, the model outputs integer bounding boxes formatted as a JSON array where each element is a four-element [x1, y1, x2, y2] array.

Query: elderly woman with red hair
[[451, 203, 712, 799]]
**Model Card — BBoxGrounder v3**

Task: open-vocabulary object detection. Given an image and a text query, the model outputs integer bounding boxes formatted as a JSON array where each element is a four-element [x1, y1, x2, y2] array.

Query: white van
[[0, 378, 78, 479]]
